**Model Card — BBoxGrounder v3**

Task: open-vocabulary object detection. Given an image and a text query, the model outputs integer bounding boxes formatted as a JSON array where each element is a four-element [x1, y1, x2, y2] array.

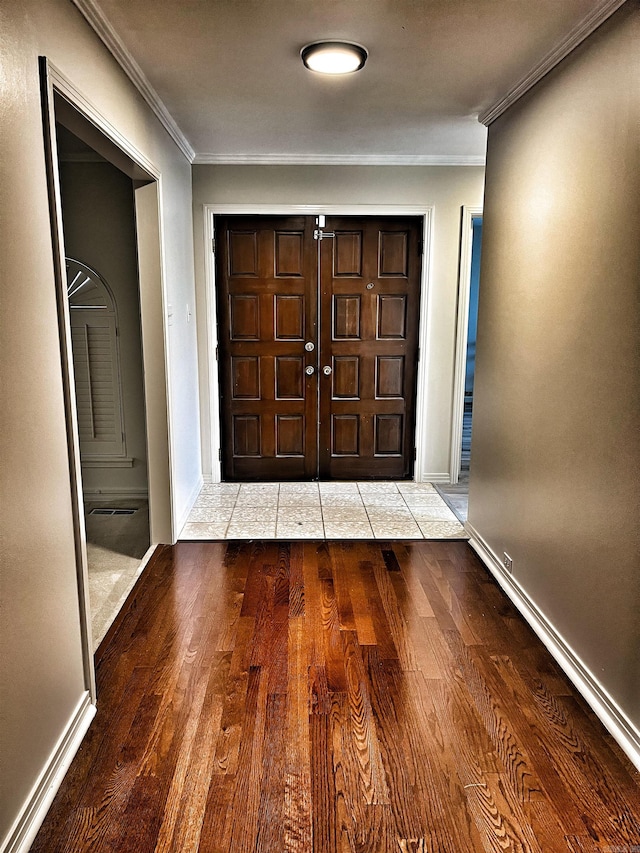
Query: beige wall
[[468, 4, 640, 727], [0, 0, 199, 845], [192, 164, 486, 478], [59, 160, 148, 497]]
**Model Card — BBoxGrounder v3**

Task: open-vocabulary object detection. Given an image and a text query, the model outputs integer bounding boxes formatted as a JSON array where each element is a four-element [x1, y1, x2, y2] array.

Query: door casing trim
[[450, 205, 483, 483], [201, 203, 434, 482]]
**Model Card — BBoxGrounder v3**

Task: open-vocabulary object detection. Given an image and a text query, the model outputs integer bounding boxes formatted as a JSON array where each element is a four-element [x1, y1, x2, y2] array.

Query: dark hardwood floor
[[32, 541, 640, 852]]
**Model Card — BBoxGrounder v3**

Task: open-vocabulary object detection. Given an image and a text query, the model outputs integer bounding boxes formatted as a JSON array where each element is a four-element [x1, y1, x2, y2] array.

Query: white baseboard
[[83, 487, 149, 501], [1, 692, 96, 853], [466, 522, 640, 772], [174, 476, 204, 538], [420, 472, 451, 484]]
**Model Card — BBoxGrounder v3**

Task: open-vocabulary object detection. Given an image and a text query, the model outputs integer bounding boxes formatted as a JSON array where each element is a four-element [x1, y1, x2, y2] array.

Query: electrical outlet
[[503, 552, 513, 572]]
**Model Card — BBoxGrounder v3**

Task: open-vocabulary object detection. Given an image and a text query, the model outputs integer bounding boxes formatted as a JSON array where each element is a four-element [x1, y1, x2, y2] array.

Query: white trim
[[49, 65, 176, 534], [69, 0, 195, 162], [414, 210, 435, 484], [153, 174, 179, 542], [466, 523, 640, 773], [193, 153, 486, 167], [202, 206, 222, 482], [41, 59, 176, 693], [40, 59, 97, 702], [450, 206, 482, 483], [83, 487, 149, 500], [202, 203, 434, 482], [479, 0, 627, 125], [421, 472, 451, 485], [48, 66, 161, 180], [81, 456, 134, 468], [1, 693, 96, 853], [174, 475, 204, 537]]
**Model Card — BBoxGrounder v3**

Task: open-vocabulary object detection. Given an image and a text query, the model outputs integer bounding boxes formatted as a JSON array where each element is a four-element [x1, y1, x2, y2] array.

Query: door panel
[[216, 214, 421, 480], [217, 216, 317, 479], [318, 217, 422, 480]]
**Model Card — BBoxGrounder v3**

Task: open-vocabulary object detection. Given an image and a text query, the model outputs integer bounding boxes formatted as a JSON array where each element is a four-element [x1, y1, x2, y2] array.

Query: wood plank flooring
[[31, 541, 640, 852]]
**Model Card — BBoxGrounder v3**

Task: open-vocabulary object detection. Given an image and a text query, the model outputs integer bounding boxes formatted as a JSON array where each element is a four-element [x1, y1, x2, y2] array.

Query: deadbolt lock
[[305, 365, 315, 375], [322, 365, 332, 376], [304, 341, 315, 352]]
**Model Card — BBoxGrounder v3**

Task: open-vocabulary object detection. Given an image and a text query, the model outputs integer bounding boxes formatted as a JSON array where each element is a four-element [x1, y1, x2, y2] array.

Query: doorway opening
[[56, 125, 151, 648], [462, 215, 482, 473], [215, 214, 423, 481], [441, 206, 483, 522], [41, 59, 174, 693]]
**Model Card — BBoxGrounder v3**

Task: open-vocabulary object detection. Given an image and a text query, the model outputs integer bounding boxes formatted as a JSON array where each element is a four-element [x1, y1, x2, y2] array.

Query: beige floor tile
[[181, 522, 229, 539], [358, 482, 400, 493], [323, 522, 374, 538], [276, 523, 325, 538], [365, 507, 414, 521], [396, 482, 437, 493], [231, 506, 278, 522], [360, 494, 407, 506], [371, 522, 422, 539], [278, 508, 323, 524], [319, 482, 360, 493], [322, 507, 370, 522], [278, 494, 322, 506], [320, 495, 365, 506], [409, 506, 458, 521], [193, 494, 238, 507], [226, 523, 276, 538], [200, 483, 240, 495], [418, 521, 468, 539], [188, 506, 234, 523]]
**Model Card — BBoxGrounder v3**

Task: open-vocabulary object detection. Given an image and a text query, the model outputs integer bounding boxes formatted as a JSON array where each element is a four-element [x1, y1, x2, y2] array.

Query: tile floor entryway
[[180, 481, 467, 540], [85, 499, 151, 650]]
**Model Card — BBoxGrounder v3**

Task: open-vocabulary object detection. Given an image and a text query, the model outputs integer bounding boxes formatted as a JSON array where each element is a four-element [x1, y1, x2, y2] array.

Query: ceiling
[[81, 0, 607, 163]]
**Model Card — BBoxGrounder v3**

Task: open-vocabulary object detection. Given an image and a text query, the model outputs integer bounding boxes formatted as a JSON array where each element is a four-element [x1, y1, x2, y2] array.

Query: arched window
[[67, 258, 126, 461]]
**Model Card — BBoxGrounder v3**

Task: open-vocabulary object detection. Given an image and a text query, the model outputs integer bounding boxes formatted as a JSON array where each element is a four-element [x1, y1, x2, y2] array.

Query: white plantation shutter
[[67, 259, 125, 459]]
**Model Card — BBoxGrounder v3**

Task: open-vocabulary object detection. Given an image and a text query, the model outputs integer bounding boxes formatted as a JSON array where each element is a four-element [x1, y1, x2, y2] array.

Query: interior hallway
[[31, 540, 640, 852]]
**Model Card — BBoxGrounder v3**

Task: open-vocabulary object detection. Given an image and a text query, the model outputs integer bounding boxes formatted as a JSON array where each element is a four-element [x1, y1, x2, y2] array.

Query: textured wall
[[468, 4, 640, 725]]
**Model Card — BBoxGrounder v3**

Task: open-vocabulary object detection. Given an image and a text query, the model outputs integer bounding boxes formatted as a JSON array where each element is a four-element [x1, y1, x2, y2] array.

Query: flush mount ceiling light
[[301, 41, 368, 75]]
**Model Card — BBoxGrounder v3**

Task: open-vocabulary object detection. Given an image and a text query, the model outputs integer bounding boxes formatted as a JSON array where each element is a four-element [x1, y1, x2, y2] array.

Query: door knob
[[304, 341, 315, 352], [322, 365, 332, 376], [305, 365, 315, 375]]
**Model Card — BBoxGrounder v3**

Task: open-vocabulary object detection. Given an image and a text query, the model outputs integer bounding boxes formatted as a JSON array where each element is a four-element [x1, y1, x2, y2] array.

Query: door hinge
[[211, 235, 216, 253], [418, 239, 424, 255], [215, 345, 219, 360], [414, 447, 417, 460], [417, 347, 420, 362], [218, 448, 222, 462]]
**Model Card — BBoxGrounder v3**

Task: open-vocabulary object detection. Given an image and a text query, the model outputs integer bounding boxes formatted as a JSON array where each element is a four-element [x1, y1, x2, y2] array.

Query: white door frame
[[450, 205, 483, 483], [201, 203, 434, 482], [40, 59, 175, 698]]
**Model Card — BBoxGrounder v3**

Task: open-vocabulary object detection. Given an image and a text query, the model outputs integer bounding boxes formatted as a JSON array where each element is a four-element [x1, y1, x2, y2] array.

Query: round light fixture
[[301, 41, 368, 75]]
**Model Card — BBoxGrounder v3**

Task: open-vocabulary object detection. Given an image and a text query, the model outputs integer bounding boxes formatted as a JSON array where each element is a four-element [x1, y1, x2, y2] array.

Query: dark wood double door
[[216, 215, 422, 481]]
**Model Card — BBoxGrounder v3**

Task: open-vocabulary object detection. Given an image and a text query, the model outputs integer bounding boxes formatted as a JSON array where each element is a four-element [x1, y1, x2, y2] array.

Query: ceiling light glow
[[301, 41, 368, 75]]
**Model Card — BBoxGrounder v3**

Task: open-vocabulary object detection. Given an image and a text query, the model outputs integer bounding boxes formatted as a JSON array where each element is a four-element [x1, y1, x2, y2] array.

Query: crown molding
[[479, 0, 628, 125], [192, 153, 486, 166], [69, 0, 195, 162]]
